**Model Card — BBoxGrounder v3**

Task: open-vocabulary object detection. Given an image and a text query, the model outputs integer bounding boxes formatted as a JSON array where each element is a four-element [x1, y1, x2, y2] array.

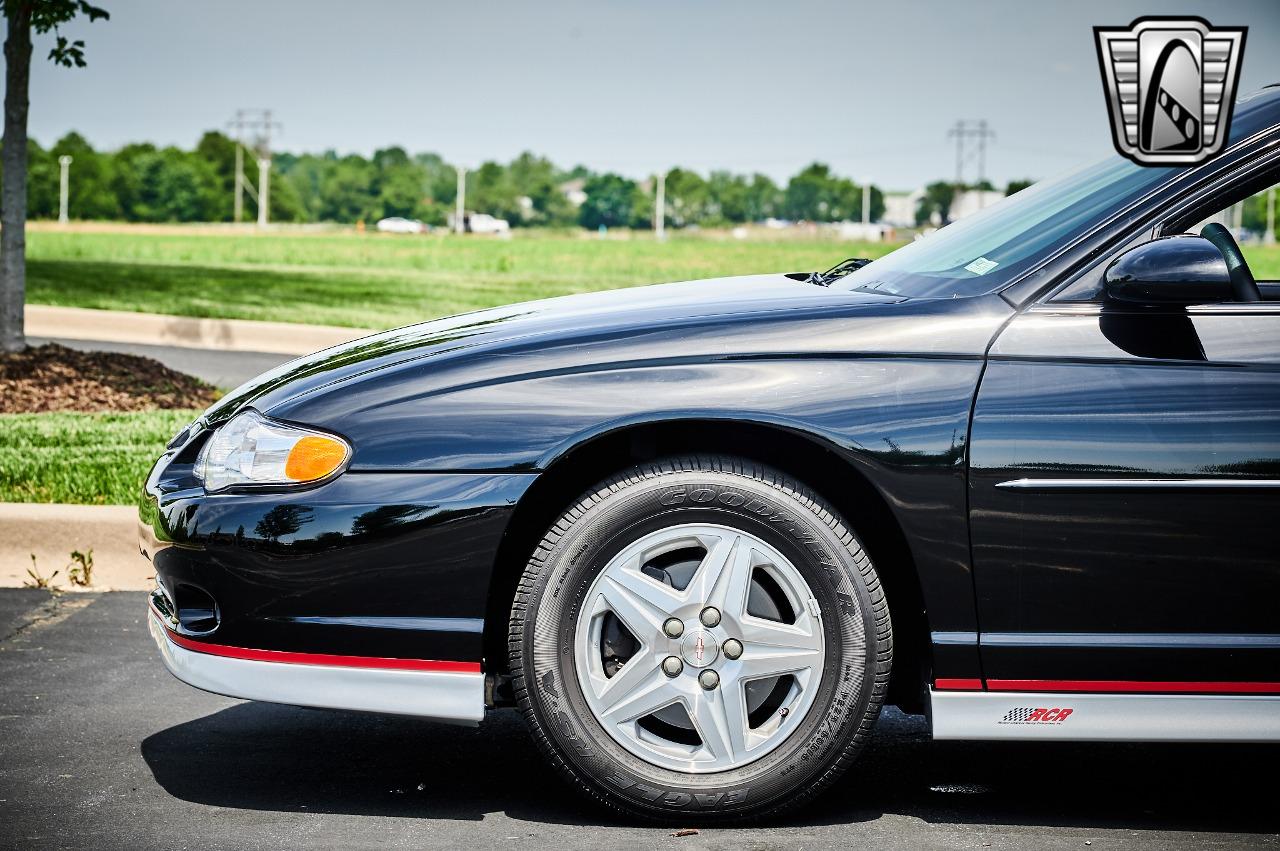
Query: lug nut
[[663, 617, 684, 638], [662, 656, 684, 677], [698, 669, 721, 690], [699, 607, 721, 628], [722, 638, 743, 660]]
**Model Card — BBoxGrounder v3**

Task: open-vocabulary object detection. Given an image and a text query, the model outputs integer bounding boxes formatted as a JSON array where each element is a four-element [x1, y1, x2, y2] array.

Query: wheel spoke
[[688, 684, 748, 763], [688, 533, 753, 618], [597, 572, 671, 637], [596, 662, 676, 725], [737, 617, 823, 680]]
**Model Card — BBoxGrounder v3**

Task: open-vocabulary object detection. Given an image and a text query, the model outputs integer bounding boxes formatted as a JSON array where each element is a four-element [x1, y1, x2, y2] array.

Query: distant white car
[[376, 217, 425, 234], [468, 213, 510, 234]]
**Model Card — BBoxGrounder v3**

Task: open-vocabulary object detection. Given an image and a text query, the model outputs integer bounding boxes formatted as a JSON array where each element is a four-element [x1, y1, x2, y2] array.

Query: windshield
[[836, 157, 1176, 299]]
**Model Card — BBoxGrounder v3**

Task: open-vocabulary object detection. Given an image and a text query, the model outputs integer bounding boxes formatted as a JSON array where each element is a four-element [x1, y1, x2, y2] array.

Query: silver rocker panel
[[930, 689, 1280, 742]]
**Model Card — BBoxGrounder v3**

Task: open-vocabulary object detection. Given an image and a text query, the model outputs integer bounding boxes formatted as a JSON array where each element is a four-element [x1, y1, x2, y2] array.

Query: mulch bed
[[0, 343, 220, 413]]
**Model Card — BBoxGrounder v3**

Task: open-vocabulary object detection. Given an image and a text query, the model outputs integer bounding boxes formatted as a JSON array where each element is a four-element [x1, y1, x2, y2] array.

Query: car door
[[967, 177, 1280, 691]]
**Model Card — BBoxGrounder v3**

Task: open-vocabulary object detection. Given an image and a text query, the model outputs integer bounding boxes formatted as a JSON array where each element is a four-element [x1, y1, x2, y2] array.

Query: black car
[[142, 86, 1280, 820]]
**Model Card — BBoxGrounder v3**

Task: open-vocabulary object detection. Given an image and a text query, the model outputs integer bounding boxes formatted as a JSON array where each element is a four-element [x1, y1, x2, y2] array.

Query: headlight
[[195, 410, 351, 492]]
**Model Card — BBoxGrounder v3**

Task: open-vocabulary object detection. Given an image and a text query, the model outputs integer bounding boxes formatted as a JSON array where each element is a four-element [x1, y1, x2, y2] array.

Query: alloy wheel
[[573, 523, 826, 773]]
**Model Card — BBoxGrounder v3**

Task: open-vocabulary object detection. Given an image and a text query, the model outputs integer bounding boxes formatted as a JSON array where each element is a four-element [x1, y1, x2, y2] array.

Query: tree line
[[25, 130, 905, 228]]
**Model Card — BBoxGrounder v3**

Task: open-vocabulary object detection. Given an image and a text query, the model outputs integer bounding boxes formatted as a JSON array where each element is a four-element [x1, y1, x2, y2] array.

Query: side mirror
[[1103, 236, 1233, 305]]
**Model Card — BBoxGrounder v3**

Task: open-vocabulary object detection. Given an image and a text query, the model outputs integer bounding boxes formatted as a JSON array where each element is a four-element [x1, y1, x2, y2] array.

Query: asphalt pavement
[[0, 590, 1276, 850]]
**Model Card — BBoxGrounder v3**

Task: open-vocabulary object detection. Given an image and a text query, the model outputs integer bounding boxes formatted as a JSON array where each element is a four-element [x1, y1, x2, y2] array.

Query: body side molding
[[995, 478, 1280, 491]]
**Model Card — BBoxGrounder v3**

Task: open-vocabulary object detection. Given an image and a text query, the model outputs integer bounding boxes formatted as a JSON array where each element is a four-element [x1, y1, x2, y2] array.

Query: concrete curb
[[0, 502, 153, 592], [25, 304, 378, 356]]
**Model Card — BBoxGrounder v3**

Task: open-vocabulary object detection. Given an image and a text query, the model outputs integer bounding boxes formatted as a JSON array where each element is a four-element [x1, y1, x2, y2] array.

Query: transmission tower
[[947, 119, 997, 192], [226, 109, 282, 226]]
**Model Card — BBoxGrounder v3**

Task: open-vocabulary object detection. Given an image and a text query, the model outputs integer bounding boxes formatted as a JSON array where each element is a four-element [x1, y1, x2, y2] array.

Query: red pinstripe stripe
[[934, 678, 984, 690], [987, 679, 1280, 695], [151, 610, 481, 674]]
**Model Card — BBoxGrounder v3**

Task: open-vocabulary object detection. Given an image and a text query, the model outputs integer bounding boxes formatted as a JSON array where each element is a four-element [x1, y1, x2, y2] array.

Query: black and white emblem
[[1094, 17, 1246, 165]]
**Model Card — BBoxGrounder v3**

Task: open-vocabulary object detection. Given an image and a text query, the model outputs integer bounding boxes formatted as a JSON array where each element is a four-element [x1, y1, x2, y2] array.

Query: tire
[[509, 455, 891, 821]]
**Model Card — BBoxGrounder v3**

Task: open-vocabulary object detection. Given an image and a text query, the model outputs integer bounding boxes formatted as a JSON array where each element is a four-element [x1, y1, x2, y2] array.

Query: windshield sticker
[[964, 256, 1000, 275]]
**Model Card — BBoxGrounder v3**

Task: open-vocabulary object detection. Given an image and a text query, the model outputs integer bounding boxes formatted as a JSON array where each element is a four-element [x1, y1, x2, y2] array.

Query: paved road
[[29, 337, 291, 389], [0, 590, 1275, 850]]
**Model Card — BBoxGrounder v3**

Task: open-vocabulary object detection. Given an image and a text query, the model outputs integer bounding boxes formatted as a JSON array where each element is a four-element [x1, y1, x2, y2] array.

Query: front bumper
[[149, 597, 484, 723], [139, 435, 537, 719]]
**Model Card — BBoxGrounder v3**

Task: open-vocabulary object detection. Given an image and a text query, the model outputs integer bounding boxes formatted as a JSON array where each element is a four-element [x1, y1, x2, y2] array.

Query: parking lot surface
[[0, 590, 1275, 850]]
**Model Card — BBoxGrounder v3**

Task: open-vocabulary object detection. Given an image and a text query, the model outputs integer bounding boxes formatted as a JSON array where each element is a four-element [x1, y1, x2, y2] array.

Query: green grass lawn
[[0, 410, 195, 505], [27, 229, 900, 329], [27, 227, 1280, 330], [11, 226, 1280, 506]]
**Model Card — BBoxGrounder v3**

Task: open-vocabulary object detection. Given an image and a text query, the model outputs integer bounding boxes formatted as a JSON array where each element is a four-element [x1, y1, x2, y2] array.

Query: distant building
[[832, 221, 897, 242], [882, 187, 1005, 228], [881, 190, 924, 228], [947, 189, 1005, 221], [559, 178, 588, 207]]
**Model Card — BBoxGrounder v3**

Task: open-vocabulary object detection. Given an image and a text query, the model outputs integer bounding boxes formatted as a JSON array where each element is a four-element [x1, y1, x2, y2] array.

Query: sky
[[31, 0, 1280, 190]]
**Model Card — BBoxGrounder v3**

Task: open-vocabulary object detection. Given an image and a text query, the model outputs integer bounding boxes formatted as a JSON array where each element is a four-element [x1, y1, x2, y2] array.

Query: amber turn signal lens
[[284, 435, 348, 482]]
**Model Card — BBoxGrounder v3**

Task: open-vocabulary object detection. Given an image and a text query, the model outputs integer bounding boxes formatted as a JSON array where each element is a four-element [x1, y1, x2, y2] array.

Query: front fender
[[271, 351, 988, 643]]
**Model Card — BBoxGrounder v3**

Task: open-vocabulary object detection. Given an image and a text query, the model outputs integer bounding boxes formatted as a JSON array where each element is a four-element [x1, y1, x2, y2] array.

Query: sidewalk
[[25, 304, 377, 356], [0, 503, 153, 591]]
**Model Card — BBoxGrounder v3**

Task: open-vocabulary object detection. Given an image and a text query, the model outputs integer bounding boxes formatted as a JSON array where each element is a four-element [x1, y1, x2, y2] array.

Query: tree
[[784, 162, 835, 221], [470, 160, 522, 222], [578, 173, 638, 230], [194, 130, 237, 220], [915, 181, 956, 226], [370, 146, 424, 220], [743, 173, 782, 222], [705, 171, 747, 224], [2, 0, 108, 352], [662, 167, 710, 228], [507, 151, 573, 227], [1006, 178, 1035, 196]]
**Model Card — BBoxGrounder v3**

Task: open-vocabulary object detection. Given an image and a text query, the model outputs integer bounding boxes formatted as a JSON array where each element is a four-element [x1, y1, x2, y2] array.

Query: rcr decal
[[998, 707, 1074, 725]]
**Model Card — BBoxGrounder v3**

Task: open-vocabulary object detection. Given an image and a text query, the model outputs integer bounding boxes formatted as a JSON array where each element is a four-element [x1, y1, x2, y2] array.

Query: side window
[[1185, 182, 1278, 288], [1051, 171, 1278, 303]]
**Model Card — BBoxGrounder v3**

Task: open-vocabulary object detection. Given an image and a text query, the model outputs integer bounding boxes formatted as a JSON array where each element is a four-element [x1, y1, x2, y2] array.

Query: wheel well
[[483, 419, 931, 713]]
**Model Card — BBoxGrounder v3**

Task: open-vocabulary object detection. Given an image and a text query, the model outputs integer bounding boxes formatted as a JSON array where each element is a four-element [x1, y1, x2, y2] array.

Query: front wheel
[[509, 456, 891, 820]]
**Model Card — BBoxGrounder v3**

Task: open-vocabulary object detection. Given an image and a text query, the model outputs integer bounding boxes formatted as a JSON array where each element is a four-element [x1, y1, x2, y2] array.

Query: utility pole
[[654, 171, 666, 241], [454, 165, 467, 233], [257, 157, 271, 228], [861, 178, 870, 226], [257, 109, 274, 228], [1266, 188, 1276, 246], [230, 110, 245, 223], [57, 155, 72, 223]]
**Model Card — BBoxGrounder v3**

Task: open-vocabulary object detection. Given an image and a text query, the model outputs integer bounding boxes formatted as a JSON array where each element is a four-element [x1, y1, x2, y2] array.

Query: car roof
[[1231, 84, 1280, 140]]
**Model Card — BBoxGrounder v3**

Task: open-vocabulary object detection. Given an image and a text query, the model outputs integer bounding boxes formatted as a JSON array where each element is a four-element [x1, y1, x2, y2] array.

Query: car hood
[[200, 273, 900, 424], [201, 271, 1009, 428]]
